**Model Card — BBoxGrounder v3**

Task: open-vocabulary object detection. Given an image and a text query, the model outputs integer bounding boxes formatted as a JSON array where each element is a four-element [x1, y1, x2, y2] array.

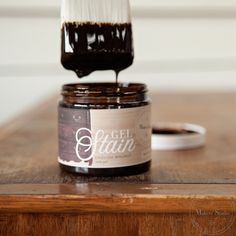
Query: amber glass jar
[[58, 83, 151, 176]]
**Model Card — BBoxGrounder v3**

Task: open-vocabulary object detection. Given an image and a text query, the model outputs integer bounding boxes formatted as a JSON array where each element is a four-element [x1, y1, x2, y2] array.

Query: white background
[[1, 0, 236, 125]]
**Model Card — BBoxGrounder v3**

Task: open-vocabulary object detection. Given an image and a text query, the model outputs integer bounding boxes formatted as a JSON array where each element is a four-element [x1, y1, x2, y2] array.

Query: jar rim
[[62, 82, 147, 97]]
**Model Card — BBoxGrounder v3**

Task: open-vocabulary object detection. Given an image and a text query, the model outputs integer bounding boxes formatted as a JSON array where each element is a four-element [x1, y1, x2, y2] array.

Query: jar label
[[58, 105, 151, 168]]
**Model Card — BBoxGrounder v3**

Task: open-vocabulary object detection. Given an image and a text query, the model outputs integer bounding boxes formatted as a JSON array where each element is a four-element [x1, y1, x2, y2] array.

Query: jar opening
[[62, 83, 147, 96], [61, 83, 148, 105]]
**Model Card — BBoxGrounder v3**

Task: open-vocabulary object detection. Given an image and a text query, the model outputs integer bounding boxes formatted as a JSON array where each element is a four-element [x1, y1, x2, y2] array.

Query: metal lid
[[152, 122, 206, 151]]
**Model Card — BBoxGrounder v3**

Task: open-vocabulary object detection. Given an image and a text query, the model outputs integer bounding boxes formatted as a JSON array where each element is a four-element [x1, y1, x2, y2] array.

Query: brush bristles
[[61, 0, 131, 24]]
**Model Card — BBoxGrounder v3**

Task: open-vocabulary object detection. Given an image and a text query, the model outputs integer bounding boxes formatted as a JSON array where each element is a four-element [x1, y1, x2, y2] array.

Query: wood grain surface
[[1, 92, 236, 235], [1, 213, 236, 236]]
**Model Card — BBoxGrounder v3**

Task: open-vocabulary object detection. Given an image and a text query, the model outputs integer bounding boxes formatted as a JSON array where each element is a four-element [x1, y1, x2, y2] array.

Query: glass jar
[[58, 83, 151, 176]]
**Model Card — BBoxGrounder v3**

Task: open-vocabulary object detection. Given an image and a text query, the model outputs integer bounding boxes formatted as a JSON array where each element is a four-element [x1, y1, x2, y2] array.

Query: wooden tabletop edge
[[0, 184, 236, 213], [0, 183, 236, 195], [0, 194, 235, 214]]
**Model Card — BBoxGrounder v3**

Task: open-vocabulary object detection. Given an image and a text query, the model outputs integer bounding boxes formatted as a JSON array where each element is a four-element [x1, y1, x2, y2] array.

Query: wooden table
[[0, 93, 236, 236]]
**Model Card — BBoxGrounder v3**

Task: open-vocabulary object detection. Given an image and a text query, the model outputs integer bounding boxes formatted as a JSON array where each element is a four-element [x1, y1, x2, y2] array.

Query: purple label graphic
[[58, 107, 93, 165]]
